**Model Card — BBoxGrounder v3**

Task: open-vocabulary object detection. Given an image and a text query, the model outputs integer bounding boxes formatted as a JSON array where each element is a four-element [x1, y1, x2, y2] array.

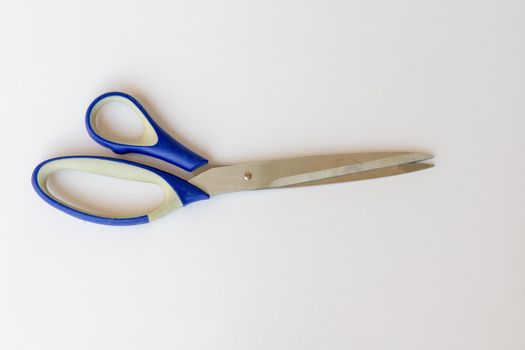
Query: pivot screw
[[244, 172, 252, 181]]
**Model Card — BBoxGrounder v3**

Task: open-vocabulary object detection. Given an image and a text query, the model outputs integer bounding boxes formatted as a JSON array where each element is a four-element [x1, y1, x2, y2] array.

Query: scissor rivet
[[244, 172, 252, 181]]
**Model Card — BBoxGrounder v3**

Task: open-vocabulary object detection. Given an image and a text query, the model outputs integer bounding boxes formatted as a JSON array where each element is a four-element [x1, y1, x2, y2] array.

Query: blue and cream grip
[[86, 92, 208, 172], [31, 156, 209, 225]]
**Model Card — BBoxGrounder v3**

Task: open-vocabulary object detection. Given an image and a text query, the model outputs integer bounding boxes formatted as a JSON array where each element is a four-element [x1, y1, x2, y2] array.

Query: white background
[[1, 0, 524, 349]]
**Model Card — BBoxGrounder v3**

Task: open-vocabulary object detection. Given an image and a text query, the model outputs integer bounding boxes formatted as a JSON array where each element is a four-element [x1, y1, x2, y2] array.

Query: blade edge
[[265, 152, 432, 188], [281, 163, 434, 189], [189, 152, 433, 195]]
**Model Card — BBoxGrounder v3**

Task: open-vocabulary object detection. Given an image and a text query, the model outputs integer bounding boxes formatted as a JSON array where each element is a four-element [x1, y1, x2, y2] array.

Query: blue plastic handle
[[32, 156, 209, 225], [86, 92, 208, 172]]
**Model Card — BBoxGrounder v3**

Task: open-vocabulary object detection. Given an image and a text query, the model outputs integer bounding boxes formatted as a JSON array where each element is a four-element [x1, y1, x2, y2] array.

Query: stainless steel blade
[[189, 152, 433, 196], [284, 162, 434, 188]]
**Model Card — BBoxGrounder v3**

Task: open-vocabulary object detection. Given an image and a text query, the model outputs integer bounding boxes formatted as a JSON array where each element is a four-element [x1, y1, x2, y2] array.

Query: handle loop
[[32, 156, 209, 225], [86, 92, 208, 172]]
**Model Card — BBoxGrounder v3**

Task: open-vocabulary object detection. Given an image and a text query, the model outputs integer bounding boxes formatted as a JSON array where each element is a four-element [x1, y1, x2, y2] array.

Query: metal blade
[[284, 162, 434, 188], [189, 152, 432, 196]]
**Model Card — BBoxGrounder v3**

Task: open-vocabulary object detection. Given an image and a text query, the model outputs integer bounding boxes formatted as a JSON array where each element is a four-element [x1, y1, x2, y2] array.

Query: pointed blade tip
[[410, 152, 434, 162]]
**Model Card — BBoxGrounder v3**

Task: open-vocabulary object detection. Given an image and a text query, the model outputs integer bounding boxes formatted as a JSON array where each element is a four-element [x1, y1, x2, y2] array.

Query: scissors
[[32, 92, 433, 225]]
